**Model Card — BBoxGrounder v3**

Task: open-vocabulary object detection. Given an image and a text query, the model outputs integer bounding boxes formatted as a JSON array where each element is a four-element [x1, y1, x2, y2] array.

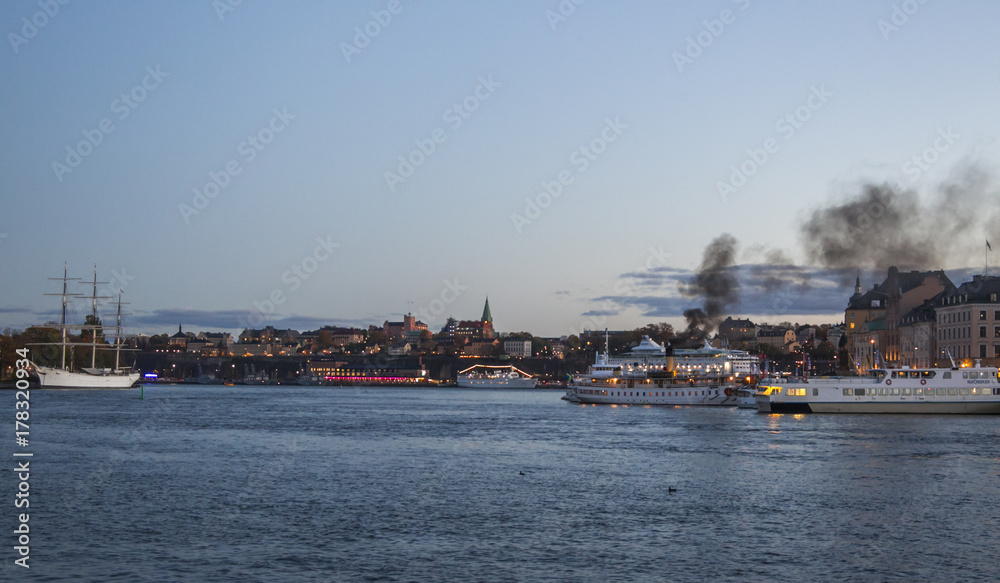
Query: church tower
[[482, 297, 493, 325]]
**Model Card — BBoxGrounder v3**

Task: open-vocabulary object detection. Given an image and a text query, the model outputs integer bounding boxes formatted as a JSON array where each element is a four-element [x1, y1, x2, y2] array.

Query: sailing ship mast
[[43, 263, 81, 370], [83, 265, 111, 370], [113, 291, 130, 371]]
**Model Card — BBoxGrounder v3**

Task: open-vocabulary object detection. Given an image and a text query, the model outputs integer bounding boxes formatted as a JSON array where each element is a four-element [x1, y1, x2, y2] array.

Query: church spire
[[854, 271, 862, 296], [481, 297, 492, 325]]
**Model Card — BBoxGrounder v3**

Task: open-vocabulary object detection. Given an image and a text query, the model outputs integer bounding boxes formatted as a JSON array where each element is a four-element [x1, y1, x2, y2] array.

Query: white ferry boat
[[457, 365, 537, 388], [566, 335, 750, 406], [755, 363, 1000, 414]]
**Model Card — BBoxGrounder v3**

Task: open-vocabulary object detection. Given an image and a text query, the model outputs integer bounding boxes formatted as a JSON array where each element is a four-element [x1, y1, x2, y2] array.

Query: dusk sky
[[3, 1, 1000, 338]]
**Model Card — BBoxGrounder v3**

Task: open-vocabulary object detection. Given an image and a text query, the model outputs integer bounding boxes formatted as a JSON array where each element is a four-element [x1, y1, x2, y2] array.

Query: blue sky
[[3, 0, 1000, 337]]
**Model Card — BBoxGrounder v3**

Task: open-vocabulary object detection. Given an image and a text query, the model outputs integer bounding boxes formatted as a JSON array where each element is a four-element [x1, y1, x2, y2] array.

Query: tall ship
[[755, 361, 1000, 414], [29, 265, 140, 389], [566, 334, 756, 406], [456, 364, 537, 388]]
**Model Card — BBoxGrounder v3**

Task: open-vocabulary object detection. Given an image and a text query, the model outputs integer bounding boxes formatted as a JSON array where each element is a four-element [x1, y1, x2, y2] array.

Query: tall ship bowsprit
[[565, 333, 758, 406], [28, 265, 140, 389]]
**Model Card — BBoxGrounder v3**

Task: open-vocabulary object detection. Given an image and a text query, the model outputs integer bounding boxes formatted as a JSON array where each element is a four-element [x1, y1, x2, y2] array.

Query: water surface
[[3, 386, 999, 582]]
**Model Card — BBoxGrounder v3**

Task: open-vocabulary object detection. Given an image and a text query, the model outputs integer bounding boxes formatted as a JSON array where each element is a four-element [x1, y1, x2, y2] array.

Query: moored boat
[[735, 384, 757, 409], [29, 265, 139, 389], [755, 363, 1000, 414], [566, 334, 749, 406], [457, 364, 537, 388]]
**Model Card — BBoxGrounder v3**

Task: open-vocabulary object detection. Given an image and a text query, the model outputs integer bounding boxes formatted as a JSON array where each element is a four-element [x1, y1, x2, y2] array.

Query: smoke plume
[[802, 166, 1000, 273], [682, 234, 739, 333]]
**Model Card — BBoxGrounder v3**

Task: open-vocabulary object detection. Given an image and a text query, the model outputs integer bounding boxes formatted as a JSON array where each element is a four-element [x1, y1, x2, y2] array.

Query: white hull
[[457, 377, 538, 389], [570, 383, 737, 406], [756, 367, 1000, 414], [736, 388, 757, 409], [35, 365, 139, 389]]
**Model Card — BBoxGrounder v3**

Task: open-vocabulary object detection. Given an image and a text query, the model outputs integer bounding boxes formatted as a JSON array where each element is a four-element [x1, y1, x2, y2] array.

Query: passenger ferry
[[566, 335, 752, 406], [756, 362, 1000, 414], [457, 364, 537, 388]]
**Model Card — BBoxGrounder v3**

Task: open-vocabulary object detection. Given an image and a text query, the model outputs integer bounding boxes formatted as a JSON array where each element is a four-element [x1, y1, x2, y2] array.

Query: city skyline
[[4, 2, 1000, 337]]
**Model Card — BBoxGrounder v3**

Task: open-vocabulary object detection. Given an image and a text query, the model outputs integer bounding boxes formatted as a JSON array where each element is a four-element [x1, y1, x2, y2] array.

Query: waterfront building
[[455, 298, 495, 340], [899, 298, 938, 369], [845, 267, 953, 367], [756, 327, 797, 352], [169, 324, 190, 349], [718, 317, 757, 347], [504, 338, 532, 358], [383, 314, 427, 341], [935, 275, 1000, 366]]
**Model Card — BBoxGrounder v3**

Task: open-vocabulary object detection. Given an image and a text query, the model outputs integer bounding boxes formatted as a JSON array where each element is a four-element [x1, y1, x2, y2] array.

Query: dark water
[[2, 386, 1000, 582]]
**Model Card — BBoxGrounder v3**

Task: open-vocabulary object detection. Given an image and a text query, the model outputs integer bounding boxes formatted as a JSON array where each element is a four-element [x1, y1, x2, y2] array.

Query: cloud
[[588, 263, 856, 321]]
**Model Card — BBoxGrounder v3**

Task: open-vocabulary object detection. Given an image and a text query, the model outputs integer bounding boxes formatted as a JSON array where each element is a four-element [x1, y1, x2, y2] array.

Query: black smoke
[[681, 234, 739, 334], [802, 166, 1000, 273]]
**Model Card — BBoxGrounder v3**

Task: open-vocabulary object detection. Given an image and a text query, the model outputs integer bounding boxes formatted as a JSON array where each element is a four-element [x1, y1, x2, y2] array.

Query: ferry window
[[943, 372, 951, 379], [960, 388, 970, 396], [854, 388, 866, 396], [843, 388, 852, 396], [922, 371, 936, 379], [962, 372, 969, 379], [902, 388, 911, 395], [948, 388, 959, 396], [937, 388, 947, 396], [891, 388, 899, 395], [891, 371, 900, 379], [913, 388, 922, 396], [813, 388, 818, 396], [879, 388, 887, 396]]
